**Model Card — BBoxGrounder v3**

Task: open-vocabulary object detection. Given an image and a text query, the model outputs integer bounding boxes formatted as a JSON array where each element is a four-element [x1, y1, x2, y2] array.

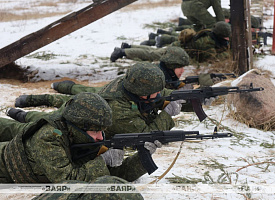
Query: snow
[[0, 0, 275, 199]]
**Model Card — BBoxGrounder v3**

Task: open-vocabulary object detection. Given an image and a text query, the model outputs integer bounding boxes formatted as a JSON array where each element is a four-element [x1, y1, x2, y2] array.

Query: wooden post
[[230, 0, 249, 74], [245, 0, 253, 70], [0, 0, 137, 68], [272, 0, 275, 54]]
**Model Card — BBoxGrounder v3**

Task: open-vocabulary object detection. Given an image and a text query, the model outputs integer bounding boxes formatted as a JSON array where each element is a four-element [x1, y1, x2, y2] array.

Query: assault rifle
[[164, 84, 264, 122], [71, 128, 232, 174], [182, 73, 236, 84], [166, 73, 236, 88]]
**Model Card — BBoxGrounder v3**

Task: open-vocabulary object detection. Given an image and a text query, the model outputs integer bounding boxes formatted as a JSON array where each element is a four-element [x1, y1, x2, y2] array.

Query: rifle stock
[[71, 129, 232, 174]]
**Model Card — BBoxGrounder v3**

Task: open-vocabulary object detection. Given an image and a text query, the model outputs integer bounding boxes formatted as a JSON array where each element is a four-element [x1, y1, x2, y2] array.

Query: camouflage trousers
[[56, 83, 103, 95], [33, 175, 144, 200], [18, 83, 103, 124], [125, 45, 166, 62], [0, 118, 30, 182], [181, 1, 216, 31]]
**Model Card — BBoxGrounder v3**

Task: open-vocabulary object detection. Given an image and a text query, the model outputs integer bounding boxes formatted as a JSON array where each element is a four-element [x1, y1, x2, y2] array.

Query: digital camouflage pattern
[[54, 80, 75, 94], [124, 44, 166, 62], [63, 93, 112, 131], [212, 21, 231, 38], [222, 8, 261, 29], [16, 81, 174, 139], [172, 25, 230, 62], [159, 46, 189, 69], [222, 8, 230, 19], [12, 63, 175, 139], [33, 176, 144, 200], [0, 93, 147, 183], [181, 0, 225, 31], [123, 62, 165, 96], [98, 76, 175, 138], [16, 94, 71, 108]]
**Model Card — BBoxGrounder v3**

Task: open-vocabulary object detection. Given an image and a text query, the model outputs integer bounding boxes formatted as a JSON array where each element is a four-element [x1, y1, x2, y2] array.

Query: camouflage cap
[[159, 46, 189, 69], [123, 62, 165, 96], [212, 21, 231, 38], [62, 93, 112, 131]]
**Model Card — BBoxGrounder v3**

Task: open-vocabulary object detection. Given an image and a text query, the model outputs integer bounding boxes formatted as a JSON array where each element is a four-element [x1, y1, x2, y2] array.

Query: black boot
[[51, 80, 75, 94], [6, 108, 27, 123], [121, 42, 131, 49], [110, 48, 126, 62], [148, 32, 158, 40], [15, 94, 50, 108], [140, 39, 156, 46], [15, 95, 29, 108], [155, 35, 163, 48], [157, 28, 172, 35]]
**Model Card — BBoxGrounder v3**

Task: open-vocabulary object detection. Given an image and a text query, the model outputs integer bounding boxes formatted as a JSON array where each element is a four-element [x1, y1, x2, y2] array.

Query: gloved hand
[[198, 73, 214, 87], [100, 149, 125, 167], [144, 140, 162, 154], [212, 77, 221, 84], [203, 97, 217, 106], [164, 100, 185, 116]]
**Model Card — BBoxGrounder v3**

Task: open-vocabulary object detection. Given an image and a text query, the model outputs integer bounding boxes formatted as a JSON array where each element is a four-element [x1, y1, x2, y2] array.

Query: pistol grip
[[191, 99, 207, 122]]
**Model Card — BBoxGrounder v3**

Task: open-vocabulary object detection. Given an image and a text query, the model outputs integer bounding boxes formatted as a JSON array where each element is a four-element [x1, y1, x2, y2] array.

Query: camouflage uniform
[[121, 23, 230, 63], [13, 63, 176, 139], [124, 45, 167, 62], [172, 21, 231, 62], [181, 0, 225, 31], [0, 93, 146, 184]]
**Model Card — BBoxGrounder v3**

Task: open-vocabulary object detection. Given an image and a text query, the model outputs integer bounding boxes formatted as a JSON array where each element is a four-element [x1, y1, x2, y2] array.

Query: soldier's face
[[86, 131, 103, 142], [174, 67, 185, 78]]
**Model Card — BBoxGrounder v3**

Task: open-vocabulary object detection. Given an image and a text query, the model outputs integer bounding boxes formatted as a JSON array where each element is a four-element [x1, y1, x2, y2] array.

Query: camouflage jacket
[[2, 117, 146, 183], [172, 30, 230, 62], [182, 0, 224, 22], [98, 77, 175, 138]]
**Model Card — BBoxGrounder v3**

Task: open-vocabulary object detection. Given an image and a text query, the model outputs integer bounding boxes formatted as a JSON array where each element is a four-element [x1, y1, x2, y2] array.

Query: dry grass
[[228, 109, 275, 131]]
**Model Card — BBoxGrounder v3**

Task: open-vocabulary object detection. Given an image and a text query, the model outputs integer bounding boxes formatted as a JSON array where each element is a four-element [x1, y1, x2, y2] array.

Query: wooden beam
[[0, 0, 137, 68]]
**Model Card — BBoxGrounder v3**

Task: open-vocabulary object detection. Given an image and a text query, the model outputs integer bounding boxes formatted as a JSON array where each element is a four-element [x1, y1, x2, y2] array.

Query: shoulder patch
[[130, 101, 138, 110], [53, 129, 63, 136]]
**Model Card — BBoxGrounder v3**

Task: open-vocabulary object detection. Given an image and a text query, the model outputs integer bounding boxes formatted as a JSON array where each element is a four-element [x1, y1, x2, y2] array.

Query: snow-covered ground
[[0, 0, 275, 199]]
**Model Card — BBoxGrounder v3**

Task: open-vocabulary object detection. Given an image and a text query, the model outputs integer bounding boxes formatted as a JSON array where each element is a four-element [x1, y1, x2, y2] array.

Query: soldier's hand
[[100, 149, 125, 167], [198, 73, 214, 87], [144, 140, 162, 155], [212, 77, 221, 84], [203, 97, 217, 106], [164, 100, 185, 116]]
